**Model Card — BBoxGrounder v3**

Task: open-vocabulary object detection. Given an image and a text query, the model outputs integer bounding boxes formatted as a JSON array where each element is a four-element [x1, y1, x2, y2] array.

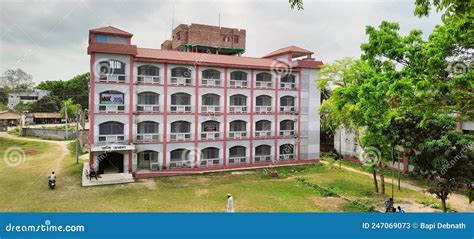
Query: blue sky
[[0, 0, 442, 83]]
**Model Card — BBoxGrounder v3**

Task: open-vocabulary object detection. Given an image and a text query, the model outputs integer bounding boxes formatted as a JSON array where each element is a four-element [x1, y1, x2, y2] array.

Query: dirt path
[[321, 160, 474, 212], [0, 132, 71, 175]]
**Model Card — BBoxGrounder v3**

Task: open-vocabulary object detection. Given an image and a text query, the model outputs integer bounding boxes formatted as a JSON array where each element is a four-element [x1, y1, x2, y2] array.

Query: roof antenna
[[218, 12, 221, 28], [171, 0, 175, 34]]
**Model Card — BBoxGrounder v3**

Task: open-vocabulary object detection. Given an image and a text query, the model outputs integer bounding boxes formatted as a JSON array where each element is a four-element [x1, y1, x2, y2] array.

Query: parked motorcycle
[[48, 179, 56, 189]]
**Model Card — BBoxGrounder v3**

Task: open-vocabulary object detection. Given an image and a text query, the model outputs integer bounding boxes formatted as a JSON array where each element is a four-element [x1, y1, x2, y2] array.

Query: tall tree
[[37, 73, 90, 109], [1, 68, 34, 93]]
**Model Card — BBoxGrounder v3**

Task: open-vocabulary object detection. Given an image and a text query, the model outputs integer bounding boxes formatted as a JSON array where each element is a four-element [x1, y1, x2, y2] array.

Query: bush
[[296, 177, 339, 197]]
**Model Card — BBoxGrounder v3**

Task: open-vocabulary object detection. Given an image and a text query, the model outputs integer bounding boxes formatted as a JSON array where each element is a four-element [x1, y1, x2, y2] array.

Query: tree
[[14, 101, 33, 113], [37, 73, 90, 110], [414, 0, 473, 22], [1, 68, 34, 93], [30, 95, 62, 113], [289, 0, 303, 10], [60, 98, 80, 120]]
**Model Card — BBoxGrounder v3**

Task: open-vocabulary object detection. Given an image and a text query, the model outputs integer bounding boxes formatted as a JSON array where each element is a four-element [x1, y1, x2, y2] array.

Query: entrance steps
[[82, 163, 134, 187]]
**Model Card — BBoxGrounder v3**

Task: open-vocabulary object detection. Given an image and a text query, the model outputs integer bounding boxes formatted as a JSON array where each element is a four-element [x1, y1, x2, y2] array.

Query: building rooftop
[[263, 45, 314, 58], [90, 26, 133, 37]]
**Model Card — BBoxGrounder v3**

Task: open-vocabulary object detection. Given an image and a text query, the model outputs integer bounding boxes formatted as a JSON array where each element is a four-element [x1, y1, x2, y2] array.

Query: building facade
[[7, 89, 50, 110], [88, 26, 322, 178]]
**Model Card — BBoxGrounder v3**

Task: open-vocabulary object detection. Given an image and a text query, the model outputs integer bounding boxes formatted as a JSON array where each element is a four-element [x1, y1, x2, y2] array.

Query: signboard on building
[[92, 144, 135, 152], [100, 93, 124, 104]]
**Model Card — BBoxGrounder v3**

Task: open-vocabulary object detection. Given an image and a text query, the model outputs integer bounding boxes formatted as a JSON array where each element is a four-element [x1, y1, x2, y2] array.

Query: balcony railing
[[280, 106, 297, 113], [255, 155, 272, 163], [229, 80, 248, 88], [99, 74, 126, 83], [255, 106, 272, 113], [98, 104, 125, 113], [136, 133, 159, 143], [98, 134, 125, 143], [279, 154, 296, 161], [201, 105, 221, 113], [255, 130, 272, 138], [201, 78, 222, 87], [137, 104, 160, 113], [170, 77, 192, 86], [228, 156, 247, 165], [169, 105, 192, 113], [169, 160, 192, 169], [228, 131, 247, 139], [255, 81, 273, 89], [201, 132, 221, 140], [229, 105, 247, 113], [280, 130, 296, 137], [169, 132, 192, 142], [280, 82, 296, 90], [200, 158, 221, 167], [137, 75, 160, 84]]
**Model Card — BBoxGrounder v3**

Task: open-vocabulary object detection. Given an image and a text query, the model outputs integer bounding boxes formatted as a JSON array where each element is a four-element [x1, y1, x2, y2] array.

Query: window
[[99, 60, 125, 75], [171, 121, 191, 133], [280, 96, 295, 106], [96, 34, 108, 43], [176, 32, 181, 40], [230, 94, 246, 106], [256, 95, 272, 106], [280, 120, 295, 130], [138, 92, 159, 105], [223, 36, 230, 42], [234, 35, 239, 43], [99, 121, 124, 135], [170, 149, 190, 162], [202, 69, 220, 79], [171, 67, 191, 78], [229, 146, 246, 157], [100, 91, 125, 105], [137, 151, 159, 170], [230, 120, 246, 131], [281, 74, 296, 83], [256, 145, 271, 155], [256, 73, 272, 82], [256, 120, 271, 131], [202, 148, 219, 159], [138, 121, 158, 134], [202, 121, 219, 132], [171, 93, 191, 105], [280, 144, 295, 154], [230, 71, 247, 81], [138, 65, 159, 76], [202, 94, 219, 105]]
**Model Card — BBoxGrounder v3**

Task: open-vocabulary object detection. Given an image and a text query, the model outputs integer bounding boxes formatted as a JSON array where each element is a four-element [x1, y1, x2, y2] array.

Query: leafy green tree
[[30, 95, 62, 113], [37, 73, 89, 109], [414, 0, 473, 22], [14, 101, 33, 113], [60, 98, 80, 120]]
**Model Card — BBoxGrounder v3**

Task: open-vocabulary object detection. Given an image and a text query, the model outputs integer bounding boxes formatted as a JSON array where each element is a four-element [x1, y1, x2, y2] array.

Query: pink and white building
[[87, 26, 322, 178]]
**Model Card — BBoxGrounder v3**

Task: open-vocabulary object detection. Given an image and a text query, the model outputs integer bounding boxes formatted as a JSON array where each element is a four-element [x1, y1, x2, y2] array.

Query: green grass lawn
[[0, 137, 438, 212]]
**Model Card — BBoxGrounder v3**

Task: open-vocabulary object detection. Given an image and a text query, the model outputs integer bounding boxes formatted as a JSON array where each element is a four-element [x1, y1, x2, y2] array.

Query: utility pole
[[64, 102, 68, 140], [76, 108, 80, 164], [391, 145, 394, 199], [339, 128, 342, 169]]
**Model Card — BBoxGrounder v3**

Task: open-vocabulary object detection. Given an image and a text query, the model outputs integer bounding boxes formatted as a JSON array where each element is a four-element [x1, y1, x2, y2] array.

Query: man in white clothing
[[227, 193, 234, 212]]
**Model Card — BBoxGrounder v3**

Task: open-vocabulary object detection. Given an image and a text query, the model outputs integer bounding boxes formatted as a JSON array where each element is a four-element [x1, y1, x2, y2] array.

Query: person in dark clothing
[[385, 198, 394, 212], [89, 168, 98, 181]]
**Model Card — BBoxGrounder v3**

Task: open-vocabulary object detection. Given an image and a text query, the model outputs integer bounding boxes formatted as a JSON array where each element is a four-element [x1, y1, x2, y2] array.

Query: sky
[[0, 0, 443, 84]]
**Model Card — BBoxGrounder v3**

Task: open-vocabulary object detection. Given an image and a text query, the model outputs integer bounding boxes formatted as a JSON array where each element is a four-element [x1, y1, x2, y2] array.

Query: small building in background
[[32, 112, 62, 124], [7, 89, 50, 110], [0, 111, 21, 130]]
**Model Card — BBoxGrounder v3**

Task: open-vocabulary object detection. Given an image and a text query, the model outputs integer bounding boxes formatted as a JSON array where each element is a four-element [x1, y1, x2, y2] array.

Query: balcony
[[169, 160, 192, 169], [255, 81, 273, 89], [229, 105, 247, 113], [169, 132, 192, 142], [279, 154, 296, 161], [229, 80, 248, 88], [201, 132, 221, 140], [200, 158, 221, 167], [98, 104, 125, 113], [280, 82, 296, 90], [255, 155, 272, 163], [98, 134, 125, 144], [136, 133, 159, 143], [170, 77, 192, 86], [255, 106, 272, 114], [228, 131, 247, 139], [228, 157, 247, 165], [201, 105, 221, 113], [137, 104, 160, 113], [137, 75, 160, 84], [169, 105, 192, 113], [99, 74, 126, 83], [280, 106, 297, 113], [255, 130, 272, 138], [201, 78, 222, 87], [280, 130, 296, 137]]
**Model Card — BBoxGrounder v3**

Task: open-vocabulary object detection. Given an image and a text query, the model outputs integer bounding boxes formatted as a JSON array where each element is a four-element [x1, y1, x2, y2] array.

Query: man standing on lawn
[[227, 193, 234, 212]]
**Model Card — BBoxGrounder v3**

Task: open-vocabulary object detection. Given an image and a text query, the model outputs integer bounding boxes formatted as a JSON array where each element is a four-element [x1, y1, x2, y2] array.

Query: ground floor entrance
[[98, 152, 124, 174]]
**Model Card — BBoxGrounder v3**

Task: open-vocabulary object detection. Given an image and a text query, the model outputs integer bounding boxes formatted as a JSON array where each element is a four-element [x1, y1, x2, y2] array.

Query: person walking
[[385, 198, 394, 212], [227, 193, 234, 213]]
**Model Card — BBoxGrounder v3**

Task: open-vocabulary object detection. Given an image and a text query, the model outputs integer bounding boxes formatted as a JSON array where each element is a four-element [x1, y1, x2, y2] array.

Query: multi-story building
[[7, 89, 50, 110], [87, 25, 322, 178]]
